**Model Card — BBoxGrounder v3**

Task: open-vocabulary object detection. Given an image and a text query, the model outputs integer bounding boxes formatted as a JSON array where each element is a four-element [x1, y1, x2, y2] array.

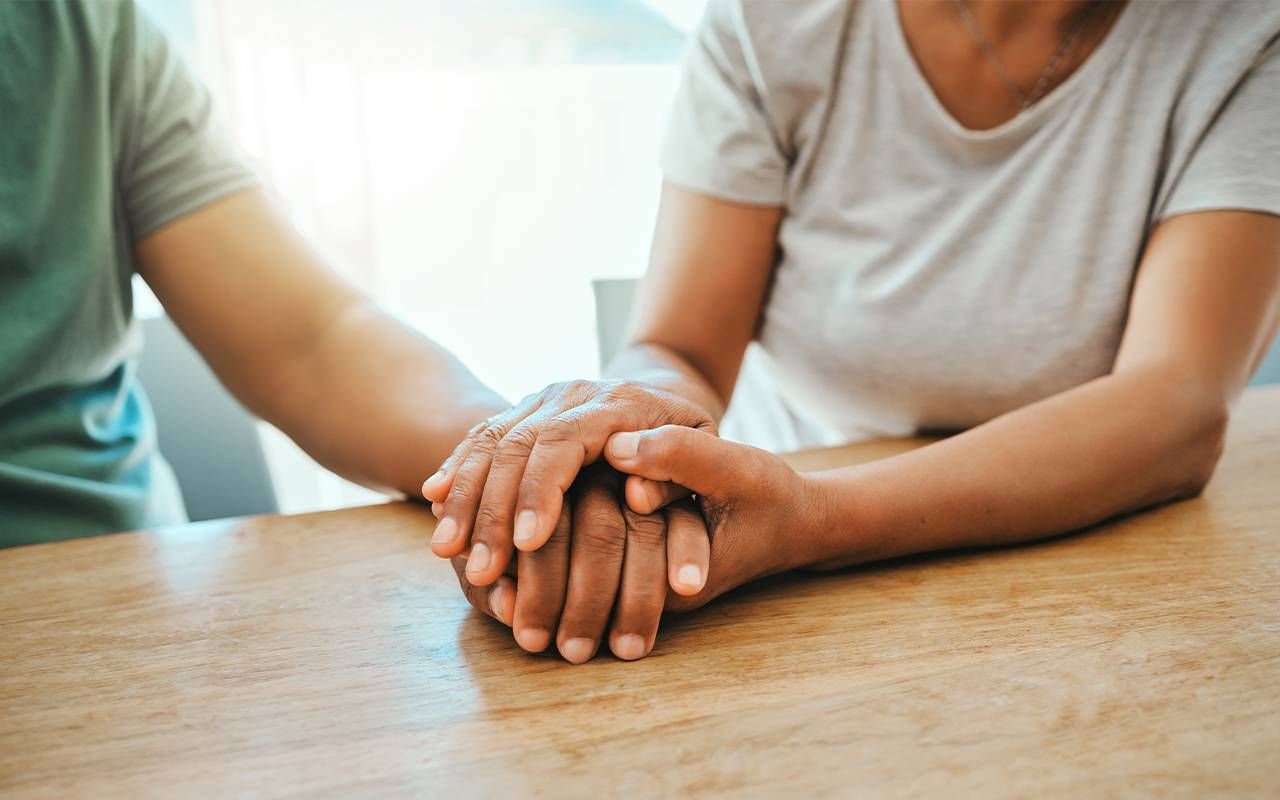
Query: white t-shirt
[[661, 0, 1280, 450]]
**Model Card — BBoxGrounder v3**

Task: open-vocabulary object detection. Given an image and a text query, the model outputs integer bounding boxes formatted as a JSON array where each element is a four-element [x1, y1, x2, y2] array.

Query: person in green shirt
[[0, 0, 714, 664], [0, 0, 512, 546]]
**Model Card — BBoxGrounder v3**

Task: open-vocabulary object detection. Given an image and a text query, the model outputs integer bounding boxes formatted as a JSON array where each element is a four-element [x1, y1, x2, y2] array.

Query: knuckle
[[476, 424, 507, 448], [575, 519, 626, 557], [624, 511, 666, 548], [578, 502, 625, 537], [472, 504, 508, 535], [499, 425, 539, 454], [598, 379, 634, 403], [444, 474, 482, 507], [541, 415, 582, 445]]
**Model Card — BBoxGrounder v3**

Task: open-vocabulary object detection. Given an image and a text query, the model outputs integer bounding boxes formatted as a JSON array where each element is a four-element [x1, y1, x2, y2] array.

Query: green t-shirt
[[0, 0, 257, 546]]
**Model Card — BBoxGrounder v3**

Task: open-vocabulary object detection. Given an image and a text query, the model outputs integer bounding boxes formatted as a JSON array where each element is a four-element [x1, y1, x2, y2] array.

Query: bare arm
[[135, 188, 506, 498], [606, 182, 783, 420], [604, 210, 1280, 590], [801, 210, 1280, 566]]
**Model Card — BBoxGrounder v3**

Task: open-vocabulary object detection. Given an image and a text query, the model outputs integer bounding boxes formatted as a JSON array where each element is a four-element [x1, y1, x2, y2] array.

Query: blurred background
[[134, 0, 1280, 519], [136, 0, 709, 513]]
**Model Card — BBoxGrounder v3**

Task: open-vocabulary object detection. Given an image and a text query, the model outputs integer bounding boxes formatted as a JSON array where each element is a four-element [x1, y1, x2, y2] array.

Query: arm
[[605, 182, 784, 421], [134, 187, 507, 497], [803, 210, 1279, 566], [605, 211, 1280, 590], [422, 184, 781, 574]]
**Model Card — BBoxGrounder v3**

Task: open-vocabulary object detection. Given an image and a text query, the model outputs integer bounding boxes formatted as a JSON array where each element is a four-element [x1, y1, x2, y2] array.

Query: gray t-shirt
[[662, 0, 1280, 449]]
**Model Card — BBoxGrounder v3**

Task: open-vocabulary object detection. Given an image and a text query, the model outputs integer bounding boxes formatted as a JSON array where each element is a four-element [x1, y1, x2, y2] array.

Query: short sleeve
[[1158, 39, 1280, 222], [117, 1, 258, 240], [659, 0, 788, 206]]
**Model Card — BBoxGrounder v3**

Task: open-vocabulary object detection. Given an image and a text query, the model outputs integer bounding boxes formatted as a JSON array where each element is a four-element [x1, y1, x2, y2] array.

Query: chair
[[137, 315, 279, 521], [592, 278, 641, 371]]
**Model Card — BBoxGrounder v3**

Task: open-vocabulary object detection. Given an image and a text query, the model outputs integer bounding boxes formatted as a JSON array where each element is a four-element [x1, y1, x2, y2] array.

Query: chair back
[[137, 315, 279, 521]]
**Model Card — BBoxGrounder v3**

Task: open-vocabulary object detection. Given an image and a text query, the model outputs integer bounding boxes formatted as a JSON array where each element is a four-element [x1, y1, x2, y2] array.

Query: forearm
[[258, 301, 506, 497], [802, 366, 1230, 568], [606, 342, 729, 422]]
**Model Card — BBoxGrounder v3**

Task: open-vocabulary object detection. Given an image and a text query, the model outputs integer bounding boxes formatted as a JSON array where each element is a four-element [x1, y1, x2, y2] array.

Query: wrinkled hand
[[444, 464, 710, 663], [421, 380, 715, 590], [604, 426, 827, 612]]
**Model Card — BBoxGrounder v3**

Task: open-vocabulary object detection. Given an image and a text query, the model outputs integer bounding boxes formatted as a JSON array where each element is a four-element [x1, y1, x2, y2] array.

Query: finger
[[608, 509, 667, 661], [556, 471, 626, 665], [468, 408, 561, 582], [663, 499, 710, 596], [432, 405, 538, 562], [512, 499, 572, 653], [621, 477, 691, 515], [422, 417, 493, 502], [450, 556, 516, 626], [606, 426, 744, 502], [512, 390, 715, 551], [423, 394, 550, 503], [422, 431, 477, 503]]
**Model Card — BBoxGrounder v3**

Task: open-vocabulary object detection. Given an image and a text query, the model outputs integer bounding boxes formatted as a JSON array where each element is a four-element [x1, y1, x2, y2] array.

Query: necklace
[[951, 0, 1101, 110]]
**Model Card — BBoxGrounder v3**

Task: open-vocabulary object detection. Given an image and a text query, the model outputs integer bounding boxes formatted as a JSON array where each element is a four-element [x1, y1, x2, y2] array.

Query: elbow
[[1170, 401, 1229, 499]]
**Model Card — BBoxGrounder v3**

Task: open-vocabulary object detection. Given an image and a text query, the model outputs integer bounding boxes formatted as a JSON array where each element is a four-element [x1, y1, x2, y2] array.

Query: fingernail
[[466, 542, 491, 575], [560, 637, 594, 664], [431, 517, 458, 547], [609, 432, 639, 459], [422, 470, 446, 496], [513, 510, 539, 546], [487, 583, 508, 623], [613, 633, 647, 661], [516, 627, 550, 652], [431, 501, 443, 517], [677, 563, 704, 590]]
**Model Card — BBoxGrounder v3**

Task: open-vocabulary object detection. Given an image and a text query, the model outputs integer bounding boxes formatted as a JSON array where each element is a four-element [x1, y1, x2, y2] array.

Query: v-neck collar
[[875, 0, 1146, 144]]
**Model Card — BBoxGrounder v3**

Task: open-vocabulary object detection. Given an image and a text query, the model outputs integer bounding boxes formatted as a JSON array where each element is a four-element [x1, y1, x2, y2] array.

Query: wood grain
[[2, 387, 1278, 798]]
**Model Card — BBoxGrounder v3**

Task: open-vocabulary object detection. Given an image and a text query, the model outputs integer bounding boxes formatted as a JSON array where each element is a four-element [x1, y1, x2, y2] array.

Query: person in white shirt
[[428, 0, 1280, 663]]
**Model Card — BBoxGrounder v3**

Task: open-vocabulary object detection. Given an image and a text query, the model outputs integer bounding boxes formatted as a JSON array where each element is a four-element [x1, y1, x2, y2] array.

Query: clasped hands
[[420, 379, 825, 663]]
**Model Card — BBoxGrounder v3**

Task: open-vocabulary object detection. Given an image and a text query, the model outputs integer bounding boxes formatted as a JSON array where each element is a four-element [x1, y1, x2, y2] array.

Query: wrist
[[792, 469, 878, 571]]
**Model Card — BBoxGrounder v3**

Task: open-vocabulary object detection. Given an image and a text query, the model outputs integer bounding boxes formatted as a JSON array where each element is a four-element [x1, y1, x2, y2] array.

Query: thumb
[[605, 426, 741, 501]]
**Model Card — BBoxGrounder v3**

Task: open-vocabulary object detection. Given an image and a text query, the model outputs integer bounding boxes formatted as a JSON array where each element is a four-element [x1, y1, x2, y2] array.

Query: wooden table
[[3, 387, 1278, 798]]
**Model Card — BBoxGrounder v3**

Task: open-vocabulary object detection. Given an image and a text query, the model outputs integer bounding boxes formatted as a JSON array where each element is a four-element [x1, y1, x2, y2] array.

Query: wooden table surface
[[2, 387, 1278, 798]]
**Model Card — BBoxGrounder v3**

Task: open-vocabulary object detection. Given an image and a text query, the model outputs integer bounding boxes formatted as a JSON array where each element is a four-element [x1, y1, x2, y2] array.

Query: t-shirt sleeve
[[117, 1, 259, 240], [1158, 39, 1280, 222], [659, 0, 788, 205]]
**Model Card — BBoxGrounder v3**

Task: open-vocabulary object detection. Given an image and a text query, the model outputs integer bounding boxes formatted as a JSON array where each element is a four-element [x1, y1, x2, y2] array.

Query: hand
[[421, 380, 715, 588], [444, 464, 711, 663], [604, 426, 829, 612]]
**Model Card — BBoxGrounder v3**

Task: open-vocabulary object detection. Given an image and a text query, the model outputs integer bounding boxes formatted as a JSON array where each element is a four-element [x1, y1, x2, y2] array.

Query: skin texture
[[446, 468, 710, 662], [420, 382, 716, 663]]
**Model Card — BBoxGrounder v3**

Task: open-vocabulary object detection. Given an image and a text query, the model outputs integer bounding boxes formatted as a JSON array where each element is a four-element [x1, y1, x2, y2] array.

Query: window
[[141, 0, 707, 510], [211, 0, 704, 401]]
